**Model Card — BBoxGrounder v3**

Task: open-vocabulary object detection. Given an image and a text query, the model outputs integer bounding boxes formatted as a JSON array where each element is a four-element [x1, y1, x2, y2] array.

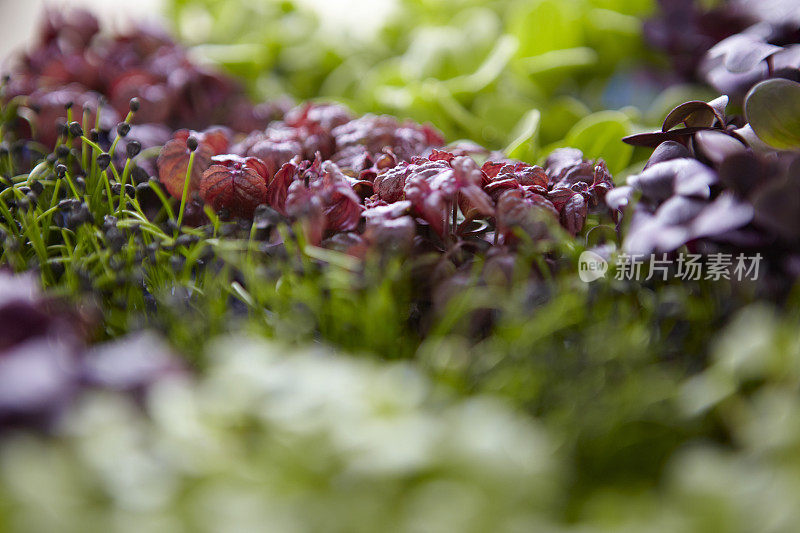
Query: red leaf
[[265, 159, 300, 216], [316, 162, 364, 233], [363, 202, 416, 249], [156, 128, 230, 200], [561, 193, 588, 235], [512, 164, 549, 188], [285, 181, 325, 246], [285, 161, 364, 244], [332, 115, 444, 164], [496, 189, 558, 243], [547, 187, 576, 212], [481, 161, 506, 178], [198, 155, 269, 218], [459, 185, 495, 220], [428, 149, 455, 162], [485, 161, 547, 185], [485, 178, 522, 202], [284, 102, 353, 132], [244, 134, 302, 178], [373, 164, 409, 203], [404, 177, 448, 237]]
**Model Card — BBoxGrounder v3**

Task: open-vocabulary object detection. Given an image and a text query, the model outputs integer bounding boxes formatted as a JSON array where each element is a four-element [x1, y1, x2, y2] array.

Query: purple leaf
[[644, 141, 692, 169], [689, 192, 754, 239], [83, 332, 183, 392], [605, 185, 634, 211], [692, 130, 748, 165], [708, 33, 782, 73], [661, 96, 728, 132]]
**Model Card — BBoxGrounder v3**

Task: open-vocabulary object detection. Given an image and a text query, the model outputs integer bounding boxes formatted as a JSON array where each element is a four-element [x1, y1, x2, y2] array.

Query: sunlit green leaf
[[745, 79, 800, 150]]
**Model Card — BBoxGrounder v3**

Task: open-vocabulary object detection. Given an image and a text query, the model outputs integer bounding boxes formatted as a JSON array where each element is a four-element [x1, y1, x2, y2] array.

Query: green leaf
[[445, 34, 518, 94], [508, 0, 583, 57], [745, 79, 800, 150], [539, 96, 590, 145], [520, 47, 598, 76], [564, 110, 633, 174], [504, 109, 541, 160]]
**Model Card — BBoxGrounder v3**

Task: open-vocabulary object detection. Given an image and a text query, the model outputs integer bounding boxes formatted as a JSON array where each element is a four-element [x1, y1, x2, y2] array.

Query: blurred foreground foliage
[[2, 302, 800, 532]]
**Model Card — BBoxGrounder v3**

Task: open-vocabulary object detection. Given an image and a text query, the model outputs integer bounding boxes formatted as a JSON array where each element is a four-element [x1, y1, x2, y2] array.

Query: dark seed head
[[75, 204, 92, 224], [68, 121, 83, 138], [111, 183, 122, 195], [169, 255, 185, 271], [129, 97, 140, 112], [175, 234, 195, 247], [76, 269, 92, 291], [186, 136, 199, 152], [125, 140, 141, 159], [46, 153, 57, 165], [109, 257, 124, 272], [106, 228, 126, 252], [56, 122, 67, 138], [131, 166, 148, 184], [89, 129, 100, 142], [116, 122, 131, 137], [64, 101, 74, 110], [56, 144, 70, 160], [102, 215, 118, 230], [96, 153, 111, 170], [199, 246, 215, 263], [55, 164, 67, 178], [125, 183, 135, 197], [135, 182, 151, 194], [49, 261, 64, 278], [30, 180, 44, 195], [253, 204, 280, 228], [129, 268, 144, 285], [58, 198, 78, 210]]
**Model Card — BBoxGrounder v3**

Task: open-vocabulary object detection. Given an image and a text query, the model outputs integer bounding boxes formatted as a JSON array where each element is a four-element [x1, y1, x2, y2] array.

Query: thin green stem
[[176, 151, 196, 232]]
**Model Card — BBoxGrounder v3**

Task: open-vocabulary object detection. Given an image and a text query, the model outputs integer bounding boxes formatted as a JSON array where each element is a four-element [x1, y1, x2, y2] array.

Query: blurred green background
[[166, 0, 715, 175]]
